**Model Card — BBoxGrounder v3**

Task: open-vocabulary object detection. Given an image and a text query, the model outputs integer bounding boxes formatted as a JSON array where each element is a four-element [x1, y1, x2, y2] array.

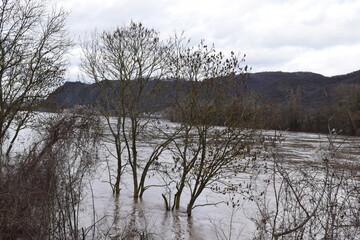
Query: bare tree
[[161, 40, 261, 216], [81, 22, 175, 197], [0, 0, 72, 164]]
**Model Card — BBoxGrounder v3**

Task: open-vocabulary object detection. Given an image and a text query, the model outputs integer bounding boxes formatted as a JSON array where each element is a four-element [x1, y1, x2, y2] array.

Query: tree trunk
[[114, 160, 121, 195], [114, 136, 122, 195], [186, 198, 196, 217], [173, 183, 185, 210], [131, 118, 139, 198], [138, 161, 152, 198]]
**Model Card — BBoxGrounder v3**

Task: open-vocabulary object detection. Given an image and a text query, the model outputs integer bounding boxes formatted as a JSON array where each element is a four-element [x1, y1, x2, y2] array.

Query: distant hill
[[44, 70, 360, 111]]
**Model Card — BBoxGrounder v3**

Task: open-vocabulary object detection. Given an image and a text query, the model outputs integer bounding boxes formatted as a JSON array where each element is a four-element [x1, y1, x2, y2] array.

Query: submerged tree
[[161, 40, 261, 216], [81, 22, 176, 197], [0, 0, 72, 164]]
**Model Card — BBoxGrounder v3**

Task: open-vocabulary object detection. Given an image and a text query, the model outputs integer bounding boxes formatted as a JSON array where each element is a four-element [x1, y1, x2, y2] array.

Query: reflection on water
[[80, 129, 360, 239], [81, 177, 212, 240]]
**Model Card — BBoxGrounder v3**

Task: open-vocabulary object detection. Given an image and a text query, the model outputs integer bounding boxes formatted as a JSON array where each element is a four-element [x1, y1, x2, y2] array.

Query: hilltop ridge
[[46, 70, 360, 110]]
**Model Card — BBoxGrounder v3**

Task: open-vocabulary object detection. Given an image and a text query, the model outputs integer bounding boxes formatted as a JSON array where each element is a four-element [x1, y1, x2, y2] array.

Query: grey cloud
[[57, 0, 360, 78]]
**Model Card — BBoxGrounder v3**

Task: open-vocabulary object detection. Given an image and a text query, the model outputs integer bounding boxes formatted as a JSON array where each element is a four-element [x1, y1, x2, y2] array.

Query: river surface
[[78, 119, 360, 240]]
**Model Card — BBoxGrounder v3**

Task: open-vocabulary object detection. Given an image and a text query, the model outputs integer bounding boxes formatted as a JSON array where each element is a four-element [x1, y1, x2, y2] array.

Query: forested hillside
[[44, 70, 360, 135]]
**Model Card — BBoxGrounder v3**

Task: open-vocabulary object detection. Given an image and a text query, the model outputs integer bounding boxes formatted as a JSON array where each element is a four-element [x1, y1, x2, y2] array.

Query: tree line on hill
[[45, 71, 360, 136]]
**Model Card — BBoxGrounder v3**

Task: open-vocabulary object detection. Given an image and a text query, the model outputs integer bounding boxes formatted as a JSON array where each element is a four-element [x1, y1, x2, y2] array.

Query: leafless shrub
[[210, 206, 243, 240], [251, 131, 360, 240], [0, 109, 102, 239]]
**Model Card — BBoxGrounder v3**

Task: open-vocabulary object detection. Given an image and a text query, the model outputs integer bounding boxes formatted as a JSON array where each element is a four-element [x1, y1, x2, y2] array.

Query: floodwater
[[79, 119, 360, 240], [6, 114, 359, 239]]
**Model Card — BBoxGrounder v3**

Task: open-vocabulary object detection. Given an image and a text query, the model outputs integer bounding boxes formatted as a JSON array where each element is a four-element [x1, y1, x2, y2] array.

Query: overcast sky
[[56, 0, 360, 80]]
